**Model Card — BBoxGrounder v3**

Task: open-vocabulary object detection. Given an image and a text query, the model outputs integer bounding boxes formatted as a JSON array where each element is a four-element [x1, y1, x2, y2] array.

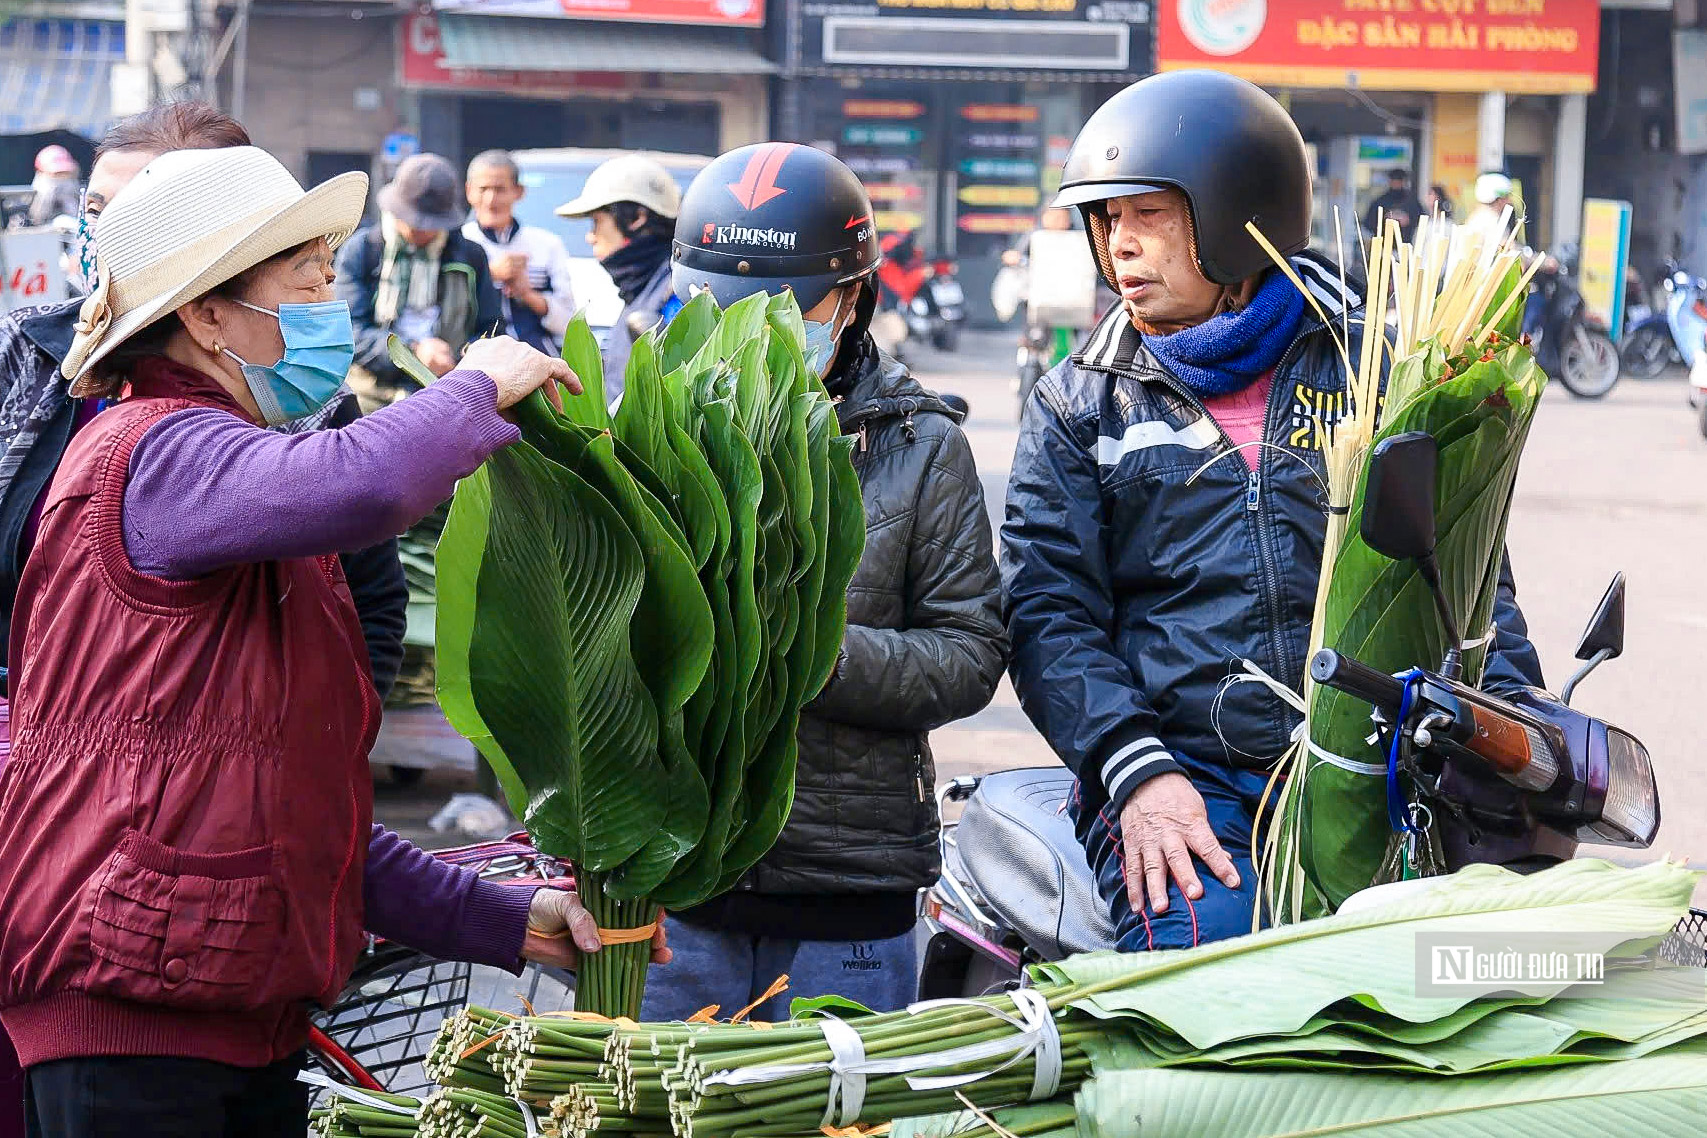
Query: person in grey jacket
[[555, 155, 682, 400], [640, 143, 1006, 1021]]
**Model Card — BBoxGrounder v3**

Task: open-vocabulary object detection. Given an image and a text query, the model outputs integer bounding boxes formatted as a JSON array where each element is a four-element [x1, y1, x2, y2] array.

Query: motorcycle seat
[[954, 767, 1116, 959]]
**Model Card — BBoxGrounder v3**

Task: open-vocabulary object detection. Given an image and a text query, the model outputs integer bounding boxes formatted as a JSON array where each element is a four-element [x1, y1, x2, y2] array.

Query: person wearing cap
[[463, 149, 578, 354], [641, 143, 1004, 1021], [555, 154, 681, 398], [335, 152, 503, 409], [1464, 172, 1555, 335], [1001, 72, 1543, 952], [0, 146, 666, 1136], [24, 146, 79, 228]]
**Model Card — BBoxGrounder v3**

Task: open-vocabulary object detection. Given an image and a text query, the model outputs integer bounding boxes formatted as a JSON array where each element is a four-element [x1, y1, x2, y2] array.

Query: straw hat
[[62, 146, 368, 382]]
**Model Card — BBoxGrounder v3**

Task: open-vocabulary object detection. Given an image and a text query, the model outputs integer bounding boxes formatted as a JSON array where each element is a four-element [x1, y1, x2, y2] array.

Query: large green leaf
[[433, 467, 520, 801], [557, 313, 610, 429], [1074, 1039, 1707, 1138], [649, 396, 766, 909], [1033, 860, 1695, 1049], [440, 441, 666, 870], [660, 289, 721, 377]]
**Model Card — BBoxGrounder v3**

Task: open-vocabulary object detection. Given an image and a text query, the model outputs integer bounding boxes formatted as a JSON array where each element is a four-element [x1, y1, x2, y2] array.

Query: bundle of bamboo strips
[[1245, 209, 1549, 922]]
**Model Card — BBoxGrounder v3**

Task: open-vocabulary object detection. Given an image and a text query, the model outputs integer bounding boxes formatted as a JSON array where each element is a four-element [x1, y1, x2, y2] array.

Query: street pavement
[[380, 332, 1707, 871]]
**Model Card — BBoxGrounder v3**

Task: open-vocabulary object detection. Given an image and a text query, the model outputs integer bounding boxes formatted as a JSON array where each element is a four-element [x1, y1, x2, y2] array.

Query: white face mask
[[801, 289, 852, 379]]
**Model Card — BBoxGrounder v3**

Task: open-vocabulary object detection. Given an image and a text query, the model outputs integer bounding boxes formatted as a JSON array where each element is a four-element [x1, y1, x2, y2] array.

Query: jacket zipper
[[1247, 331, 1315, 709]]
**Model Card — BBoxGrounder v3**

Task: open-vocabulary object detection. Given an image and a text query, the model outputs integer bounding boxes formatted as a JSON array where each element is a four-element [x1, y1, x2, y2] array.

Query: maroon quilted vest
[[0, 357, 378, 1069]]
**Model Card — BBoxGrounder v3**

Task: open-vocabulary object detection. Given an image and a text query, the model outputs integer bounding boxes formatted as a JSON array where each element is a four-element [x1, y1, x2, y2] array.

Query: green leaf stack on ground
[[434, 291, 865, 1018]]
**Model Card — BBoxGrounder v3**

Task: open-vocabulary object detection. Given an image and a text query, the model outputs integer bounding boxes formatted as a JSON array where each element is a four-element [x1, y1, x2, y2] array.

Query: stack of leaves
[[386, 500, 449, 709], [1070, 1039, 1707, 1137], [662, 861, 1706, 1136], [1244, 212, 1551, 919], [433, 290, 865, 1018]]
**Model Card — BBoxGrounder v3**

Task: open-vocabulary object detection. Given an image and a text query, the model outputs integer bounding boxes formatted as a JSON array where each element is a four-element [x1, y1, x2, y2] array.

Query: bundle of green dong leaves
[[426, 290, 866, 1018]]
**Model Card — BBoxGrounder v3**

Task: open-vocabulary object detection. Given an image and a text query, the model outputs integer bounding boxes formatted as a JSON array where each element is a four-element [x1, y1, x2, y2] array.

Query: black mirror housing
[[1361, 432, 1440, 563], [1575, 572, 1626, 661]]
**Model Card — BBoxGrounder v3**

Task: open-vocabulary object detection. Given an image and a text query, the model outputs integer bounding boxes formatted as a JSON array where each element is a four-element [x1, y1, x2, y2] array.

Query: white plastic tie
[[295, 1070, 419, 1117], [700, 991, 1066, 1110], [1223, 658, 1387, 777], [513, 1096, 541, 1138], [819, 1015, 868, 1129]]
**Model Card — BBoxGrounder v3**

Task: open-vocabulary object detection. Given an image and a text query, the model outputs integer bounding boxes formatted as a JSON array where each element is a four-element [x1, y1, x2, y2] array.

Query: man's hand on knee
[[1118, 772, 1241, 915]]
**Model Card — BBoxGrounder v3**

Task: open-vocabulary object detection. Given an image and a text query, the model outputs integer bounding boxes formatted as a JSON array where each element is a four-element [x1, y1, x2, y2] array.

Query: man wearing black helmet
[[640, 143, 1005, 1020], [1002, 72, 1544, 951]]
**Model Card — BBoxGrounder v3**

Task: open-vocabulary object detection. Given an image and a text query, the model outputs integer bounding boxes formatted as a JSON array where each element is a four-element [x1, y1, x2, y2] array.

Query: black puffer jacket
[[737, 341, 1007, 897], [1002, 254, 1544, 836]]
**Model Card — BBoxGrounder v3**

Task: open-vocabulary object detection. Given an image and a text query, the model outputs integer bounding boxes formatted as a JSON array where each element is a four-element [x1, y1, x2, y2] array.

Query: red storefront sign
[[399, 12, 629, 92], [1157, 0, 1600, 94]]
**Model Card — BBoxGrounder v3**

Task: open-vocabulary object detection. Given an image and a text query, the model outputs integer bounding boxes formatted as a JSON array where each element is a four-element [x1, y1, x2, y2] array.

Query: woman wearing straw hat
[[0, 146, 661, 1137]]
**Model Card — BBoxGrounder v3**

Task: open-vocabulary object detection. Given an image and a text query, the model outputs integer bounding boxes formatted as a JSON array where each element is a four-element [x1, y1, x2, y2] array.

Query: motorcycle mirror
[[1361, 432, 1439, 562], [1561, 572, 1625, 706], [1575, 572, 1625, 661], [1362, 432, 1467, 678]]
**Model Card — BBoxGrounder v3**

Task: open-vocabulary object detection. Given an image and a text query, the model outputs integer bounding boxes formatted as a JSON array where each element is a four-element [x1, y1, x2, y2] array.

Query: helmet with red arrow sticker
[[672, 142, 882, 312]]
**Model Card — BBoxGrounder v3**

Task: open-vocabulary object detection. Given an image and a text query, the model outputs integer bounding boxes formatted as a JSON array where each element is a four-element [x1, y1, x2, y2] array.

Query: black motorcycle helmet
[[673, 143, 883, 313], [1054, 70, 1312, 287]]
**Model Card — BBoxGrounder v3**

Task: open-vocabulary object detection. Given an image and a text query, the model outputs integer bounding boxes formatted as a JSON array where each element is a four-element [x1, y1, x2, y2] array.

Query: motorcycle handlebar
[[1311, 649, 1406, 714]]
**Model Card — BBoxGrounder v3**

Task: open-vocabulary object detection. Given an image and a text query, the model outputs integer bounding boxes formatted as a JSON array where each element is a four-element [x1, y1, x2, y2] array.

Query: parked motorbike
[[1621, 261, 1706, 380], [1532, 252, 1622, 399], [920, 431, 1660, 998], [878, 236, 965, 353], [908, 259, 965, 352], [1015, 325, 1051, 413]]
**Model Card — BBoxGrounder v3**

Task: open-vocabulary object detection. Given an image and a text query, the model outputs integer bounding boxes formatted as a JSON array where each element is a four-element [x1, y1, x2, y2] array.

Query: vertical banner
[[1578, 198, 1632, 340], [1430, 92, 1481, 221], [1675, 30, 1707, 157]]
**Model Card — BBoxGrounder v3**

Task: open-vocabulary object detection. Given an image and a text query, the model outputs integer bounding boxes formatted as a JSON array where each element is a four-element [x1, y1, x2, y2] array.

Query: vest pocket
[[87, 829, 291, 1012]]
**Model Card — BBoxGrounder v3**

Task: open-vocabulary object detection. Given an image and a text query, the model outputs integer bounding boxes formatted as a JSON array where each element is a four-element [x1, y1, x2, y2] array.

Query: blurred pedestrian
[[463, 149, 577, 354], [335, 153, 501, 409], [24, 146, 79, 228], [1363, 166, 1423, 241], [555, 155, 680, 399], [1425, 183, 1455, 223]]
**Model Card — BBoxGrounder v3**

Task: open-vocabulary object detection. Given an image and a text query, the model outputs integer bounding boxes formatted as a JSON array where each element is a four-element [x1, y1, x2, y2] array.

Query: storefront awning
[[435, 14, 776, 75], [0, 18, 125, 138]]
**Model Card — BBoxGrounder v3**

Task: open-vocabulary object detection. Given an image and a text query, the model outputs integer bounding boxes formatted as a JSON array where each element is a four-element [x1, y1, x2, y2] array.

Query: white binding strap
[[1223, 658, 1387, 777], [513, 1096, 541, 1138], [700, 991, 1066, 1115], [819, 1015, 868, 1129], [295, 1070, 419, 1117]]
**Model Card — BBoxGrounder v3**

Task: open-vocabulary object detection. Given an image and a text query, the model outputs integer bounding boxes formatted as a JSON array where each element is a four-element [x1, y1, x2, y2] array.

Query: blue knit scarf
[[1141, 270, 1306, 397]]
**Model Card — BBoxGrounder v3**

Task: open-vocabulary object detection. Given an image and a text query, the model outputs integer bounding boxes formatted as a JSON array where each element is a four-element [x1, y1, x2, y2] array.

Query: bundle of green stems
[[310, 1090, 422, 1138], [417, 1086, 559, 1138]]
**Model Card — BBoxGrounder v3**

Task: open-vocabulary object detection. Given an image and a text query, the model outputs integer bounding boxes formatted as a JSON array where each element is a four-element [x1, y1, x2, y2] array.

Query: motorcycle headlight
[[1579, 727, 1660, 846]]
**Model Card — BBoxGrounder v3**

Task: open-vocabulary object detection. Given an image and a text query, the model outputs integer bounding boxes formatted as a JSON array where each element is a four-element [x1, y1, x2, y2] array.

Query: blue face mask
[[224, 300, 354, 426], [801, 291, 852, 379]]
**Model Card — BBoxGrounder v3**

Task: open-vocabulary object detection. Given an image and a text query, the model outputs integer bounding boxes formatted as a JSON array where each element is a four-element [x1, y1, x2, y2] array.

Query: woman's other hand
[[520, 886, 673, 969], [460, 335, 579, 413]]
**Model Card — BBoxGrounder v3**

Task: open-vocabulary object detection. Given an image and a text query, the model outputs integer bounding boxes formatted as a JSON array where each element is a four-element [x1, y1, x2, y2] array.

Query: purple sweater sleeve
[[122, 369, 519, 580], [363, 826, 538, 970]]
